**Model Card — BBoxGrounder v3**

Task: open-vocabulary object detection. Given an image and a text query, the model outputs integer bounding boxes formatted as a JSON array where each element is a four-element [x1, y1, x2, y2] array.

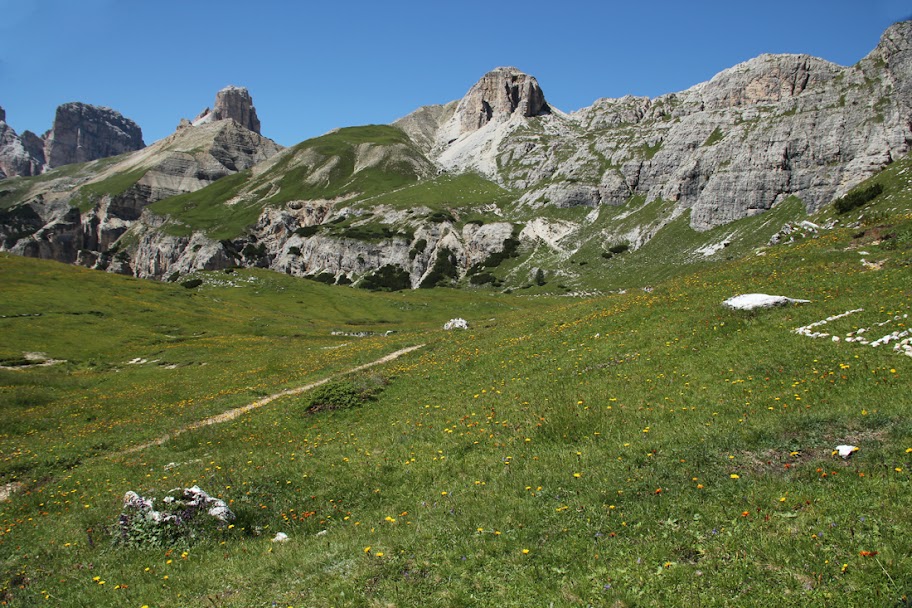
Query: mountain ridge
[[1, 21, 910, 291]]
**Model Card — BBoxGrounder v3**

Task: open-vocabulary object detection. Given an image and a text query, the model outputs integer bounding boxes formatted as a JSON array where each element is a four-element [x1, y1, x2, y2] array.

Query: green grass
[[0, 255, 547, 486], [703, 127, 724, 147], [71, 168, 148, 212], [360, 172, 516, 211], [1, 204, 911, 605], [147, 171, 255, 239], [265, 125, 428, 206], [143, 125, 433, 240], [2, 149, 912, 606]]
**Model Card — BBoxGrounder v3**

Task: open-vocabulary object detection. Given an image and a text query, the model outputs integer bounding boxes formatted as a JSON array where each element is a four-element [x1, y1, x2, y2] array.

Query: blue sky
[[1, 0, 909, 147]]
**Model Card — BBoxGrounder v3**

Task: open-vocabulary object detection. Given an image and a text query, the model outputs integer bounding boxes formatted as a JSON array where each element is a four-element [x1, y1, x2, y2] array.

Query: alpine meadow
[[1, 17, 911, 608]]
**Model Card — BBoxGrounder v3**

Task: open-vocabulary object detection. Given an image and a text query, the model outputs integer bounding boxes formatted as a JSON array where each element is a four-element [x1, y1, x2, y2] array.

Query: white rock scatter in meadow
[[793, 309, 864, 339], [444, 318, 469, 330], [794, 309, 912, 357], [723, 294, 810, 311], [122, 486, 235, 524]]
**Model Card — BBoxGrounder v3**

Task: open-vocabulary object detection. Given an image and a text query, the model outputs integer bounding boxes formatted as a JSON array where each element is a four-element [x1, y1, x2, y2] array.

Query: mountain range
[[1, 20, 910, 292]]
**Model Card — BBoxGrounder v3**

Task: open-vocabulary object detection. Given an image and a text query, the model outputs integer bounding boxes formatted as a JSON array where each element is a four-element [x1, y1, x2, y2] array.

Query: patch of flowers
[[114, 486, 235, 547]]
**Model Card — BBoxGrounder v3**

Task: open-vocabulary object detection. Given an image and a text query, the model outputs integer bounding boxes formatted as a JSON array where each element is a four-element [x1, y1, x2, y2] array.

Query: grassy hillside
[[147, 125, 436, 239], [1, 183, 910, 605]]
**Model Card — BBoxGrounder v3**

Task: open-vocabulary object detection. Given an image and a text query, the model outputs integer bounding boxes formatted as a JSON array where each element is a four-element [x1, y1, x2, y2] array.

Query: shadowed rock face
[[44, 103, 145, 168], [192, 86, 261, 134]]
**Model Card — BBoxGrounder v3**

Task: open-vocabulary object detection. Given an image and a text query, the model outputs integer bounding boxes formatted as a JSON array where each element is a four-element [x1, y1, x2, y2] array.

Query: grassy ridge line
[[146, 125, 431, 239]]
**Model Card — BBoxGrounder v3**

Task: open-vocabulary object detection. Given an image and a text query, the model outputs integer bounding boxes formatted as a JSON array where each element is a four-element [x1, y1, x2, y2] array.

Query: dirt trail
[[118, 344, 425, 456]]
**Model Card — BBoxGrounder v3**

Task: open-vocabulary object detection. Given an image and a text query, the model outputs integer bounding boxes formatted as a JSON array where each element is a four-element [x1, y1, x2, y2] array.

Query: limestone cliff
[[399, 22, 912, 230], [44, 102, 145, 168], [2, 118, 281, 269], [191, 86, 261, 134], [0, 116, 42, 178]]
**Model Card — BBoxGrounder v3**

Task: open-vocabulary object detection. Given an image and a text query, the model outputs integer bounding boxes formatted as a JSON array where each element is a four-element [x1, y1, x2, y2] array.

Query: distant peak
[[452, 66, 550, 133], [219, 84, 250, 93], [189, 86, 261, 134]]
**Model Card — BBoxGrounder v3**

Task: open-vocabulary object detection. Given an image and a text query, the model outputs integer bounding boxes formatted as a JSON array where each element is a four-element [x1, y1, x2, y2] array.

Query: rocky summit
[[0, 102, 145, 179], [190, 86, 262, 134], [44, 102, 145, 168], [0, 109, 43, 179], [1, 21, 911, 291]]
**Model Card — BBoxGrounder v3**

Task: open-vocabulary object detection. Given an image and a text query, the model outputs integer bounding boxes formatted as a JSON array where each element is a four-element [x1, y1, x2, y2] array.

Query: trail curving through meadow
[[117, 343, 425, 456]]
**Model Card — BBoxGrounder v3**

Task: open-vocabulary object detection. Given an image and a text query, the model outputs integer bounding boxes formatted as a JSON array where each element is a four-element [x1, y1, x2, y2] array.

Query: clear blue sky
[[1, 0, 909, 147]]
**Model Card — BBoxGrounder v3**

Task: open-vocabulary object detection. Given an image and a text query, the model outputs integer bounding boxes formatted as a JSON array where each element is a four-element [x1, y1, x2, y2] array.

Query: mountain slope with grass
[[0, 167, 910, 605]]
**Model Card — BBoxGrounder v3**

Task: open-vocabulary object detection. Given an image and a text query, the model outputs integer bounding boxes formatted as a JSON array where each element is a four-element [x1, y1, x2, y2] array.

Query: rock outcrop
[[394, 67, 553, 177], [399, 22, 912, 230], [0, 116, 42, 178], [445, 66, 549, 136], [3, 23, 912, 290], [191, 86, 261, 134], [1, 118, 282, 270], [44, 103, 145, 168]]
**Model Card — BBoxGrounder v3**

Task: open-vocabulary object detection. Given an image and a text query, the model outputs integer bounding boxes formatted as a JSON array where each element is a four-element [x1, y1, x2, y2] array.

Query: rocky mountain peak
[[192, 86, 261, 134], [873, 20, 912, 104], [0, 106, 6, 123], [44, 102, 145, 168], [453, 66, 550, 133], [692, 53, 842, 109], [877, 19, 912, 58]]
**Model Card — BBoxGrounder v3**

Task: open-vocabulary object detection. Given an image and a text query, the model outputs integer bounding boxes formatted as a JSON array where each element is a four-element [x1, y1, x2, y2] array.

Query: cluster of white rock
[[793, 308, 864, 339], [444, 318, 469, 330], [795, 310, 912, 356], [122, 485, 235, 524]]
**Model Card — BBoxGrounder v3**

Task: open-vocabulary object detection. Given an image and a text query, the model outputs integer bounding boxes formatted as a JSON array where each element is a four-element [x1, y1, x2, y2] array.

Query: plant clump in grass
[[607, 241, 630, 255], [308, 271, 337, 285], [305, 373, 388, 413], [180, 278, 203, 289], [469, 271, 502, 287], [833, 183, 883, 214], [467, 234, 521, 275], [295, 225, 321, 237], [114, 487, 235, 548], [409, 238, 427, 260]]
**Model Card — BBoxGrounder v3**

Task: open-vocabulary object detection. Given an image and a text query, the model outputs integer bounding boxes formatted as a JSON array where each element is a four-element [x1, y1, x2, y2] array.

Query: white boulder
[[444, 318, 469, 330], [723, 294, 810, 311]]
